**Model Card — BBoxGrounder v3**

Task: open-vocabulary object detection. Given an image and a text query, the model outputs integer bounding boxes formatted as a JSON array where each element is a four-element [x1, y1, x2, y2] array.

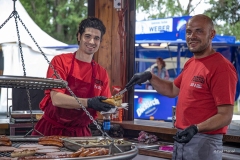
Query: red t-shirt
[[40, 53, 112, 110], [174, 52, 237, 134]]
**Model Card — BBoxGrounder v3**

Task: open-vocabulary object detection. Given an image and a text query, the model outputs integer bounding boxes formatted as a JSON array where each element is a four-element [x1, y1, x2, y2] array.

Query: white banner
[[136, 18, 173, 34]]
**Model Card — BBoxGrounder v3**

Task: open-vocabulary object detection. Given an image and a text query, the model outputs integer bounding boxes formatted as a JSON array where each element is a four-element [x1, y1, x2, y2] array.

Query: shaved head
[[188, 14, 214, 31]]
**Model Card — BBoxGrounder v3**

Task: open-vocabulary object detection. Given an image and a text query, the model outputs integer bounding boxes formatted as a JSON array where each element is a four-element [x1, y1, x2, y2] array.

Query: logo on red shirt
[[94, 84, 102, 90], [94, 79, 103, 91], [95, 79, 103, 86], [192, 76, 205, 84], [190, 75, 205, 89]]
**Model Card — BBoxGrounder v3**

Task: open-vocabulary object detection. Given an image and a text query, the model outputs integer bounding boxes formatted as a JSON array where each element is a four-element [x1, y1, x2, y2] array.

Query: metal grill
[[0, 75, 67, 90], [0, 140, 72, 157], [0, 137, 138, 160]]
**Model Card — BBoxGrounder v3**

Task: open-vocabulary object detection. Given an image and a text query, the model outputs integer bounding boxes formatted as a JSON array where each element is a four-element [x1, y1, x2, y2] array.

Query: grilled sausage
[[79, 149, 91, 157], [38, 140, 63, 147], [38, 136, 63, 143], [0, 141, 12, 146], [87, 148, 109, 157], [0, 135, 10, 142], [69, 147, 85, 157]]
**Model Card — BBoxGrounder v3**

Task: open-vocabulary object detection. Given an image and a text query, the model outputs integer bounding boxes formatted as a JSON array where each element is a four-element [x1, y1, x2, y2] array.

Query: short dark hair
[[76, 17, 106, 44]]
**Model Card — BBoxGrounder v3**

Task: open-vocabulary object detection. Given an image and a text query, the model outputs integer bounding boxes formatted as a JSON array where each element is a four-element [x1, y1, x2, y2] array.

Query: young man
[[32, 17, 114, 137], [126, 14, 237, 160]]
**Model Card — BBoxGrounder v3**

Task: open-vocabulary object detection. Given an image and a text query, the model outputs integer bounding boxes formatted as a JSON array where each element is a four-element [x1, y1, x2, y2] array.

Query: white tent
[[0, 0, 67, 49], [0, 0, 77, 114]]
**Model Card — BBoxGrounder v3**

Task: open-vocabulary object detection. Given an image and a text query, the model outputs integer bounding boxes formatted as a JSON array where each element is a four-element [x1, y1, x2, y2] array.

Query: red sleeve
[[45, 56, 69, 94], [210, 64, 237, 106], [174, 58, 192, 88], [174, 72, 182, 88]]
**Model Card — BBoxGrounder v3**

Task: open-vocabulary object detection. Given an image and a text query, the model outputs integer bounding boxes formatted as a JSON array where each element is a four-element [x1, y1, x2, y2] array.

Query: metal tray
[[62, 136, 133, 153]]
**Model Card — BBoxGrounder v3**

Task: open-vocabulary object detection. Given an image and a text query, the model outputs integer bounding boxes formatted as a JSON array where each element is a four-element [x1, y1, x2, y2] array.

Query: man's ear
[[210, 29, 216, 39], [77, 33, 81, 42]]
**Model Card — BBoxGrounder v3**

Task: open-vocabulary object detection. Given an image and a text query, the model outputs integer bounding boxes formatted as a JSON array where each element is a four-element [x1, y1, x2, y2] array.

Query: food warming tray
[[62, 136, 133, 153]]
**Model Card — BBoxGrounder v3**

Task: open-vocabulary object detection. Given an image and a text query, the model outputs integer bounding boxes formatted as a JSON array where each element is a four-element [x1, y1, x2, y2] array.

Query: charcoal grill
[[0, 136, 138, 160]]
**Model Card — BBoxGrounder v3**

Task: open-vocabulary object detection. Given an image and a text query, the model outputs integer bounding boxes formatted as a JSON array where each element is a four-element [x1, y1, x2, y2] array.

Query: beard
[[187, 39, 210, 56]]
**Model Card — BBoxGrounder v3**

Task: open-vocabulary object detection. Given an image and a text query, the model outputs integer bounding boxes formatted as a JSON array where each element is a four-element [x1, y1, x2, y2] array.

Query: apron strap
[[68, 52, 77, 76]]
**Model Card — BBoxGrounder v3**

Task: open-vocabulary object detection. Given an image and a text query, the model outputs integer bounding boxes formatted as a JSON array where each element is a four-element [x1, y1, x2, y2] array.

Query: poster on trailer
[[134, 89, 176, 121]]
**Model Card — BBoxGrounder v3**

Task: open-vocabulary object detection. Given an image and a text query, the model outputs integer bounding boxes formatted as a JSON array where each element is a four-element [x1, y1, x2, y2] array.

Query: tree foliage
[[20, 0, 87, 44], [136, 0, 240, 40], [204, 0, 240, 39], [19, 0, 240, 42], [136, 0, 201, 19]]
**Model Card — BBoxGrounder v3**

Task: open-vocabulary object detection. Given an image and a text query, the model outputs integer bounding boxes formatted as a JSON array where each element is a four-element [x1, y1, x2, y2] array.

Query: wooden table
[[112, 119, 240, 143]]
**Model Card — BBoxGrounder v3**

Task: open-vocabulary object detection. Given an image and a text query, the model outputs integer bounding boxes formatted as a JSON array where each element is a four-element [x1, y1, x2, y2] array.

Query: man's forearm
[[197, 105, 233, 133], [50, 91, 88, 109], [150, 74, 178, 98]]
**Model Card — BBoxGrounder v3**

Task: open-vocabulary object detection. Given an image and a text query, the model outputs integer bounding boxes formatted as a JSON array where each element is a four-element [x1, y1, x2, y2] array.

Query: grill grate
[[0, 141, 73, 157], [0, 75, 67, 90]]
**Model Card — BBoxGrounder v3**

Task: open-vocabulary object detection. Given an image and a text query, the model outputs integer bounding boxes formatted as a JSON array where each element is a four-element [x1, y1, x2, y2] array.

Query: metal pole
[[177, 44, 181, 76], [13, 0, 17, 12]]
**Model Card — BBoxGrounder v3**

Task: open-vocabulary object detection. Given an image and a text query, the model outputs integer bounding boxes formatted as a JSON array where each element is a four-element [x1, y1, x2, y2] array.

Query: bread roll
[[102, 95, 123, 107]]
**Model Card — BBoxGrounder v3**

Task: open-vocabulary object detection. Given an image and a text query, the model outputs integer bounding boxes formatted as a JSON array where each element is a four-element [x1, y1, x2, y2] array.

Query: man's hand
[[125, 71, 152, 89], [87, 96, 115, 112], [173, 125, 198, 143]]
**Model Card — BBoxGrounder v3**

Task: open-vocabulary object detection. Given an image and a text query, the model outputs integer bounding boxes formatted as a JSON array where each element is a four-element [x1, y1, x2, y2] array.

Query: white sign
[[136, 18, 173, 34]]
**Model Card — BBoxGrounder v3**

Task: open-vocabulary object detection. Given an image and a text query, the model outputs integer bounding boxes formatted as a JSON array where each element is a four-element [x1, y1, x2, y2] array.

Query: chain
[[25, 89, 34, 129], [0, 12, 14, 30], [13, 11, 35, 136], [14, 13, 26, 76]]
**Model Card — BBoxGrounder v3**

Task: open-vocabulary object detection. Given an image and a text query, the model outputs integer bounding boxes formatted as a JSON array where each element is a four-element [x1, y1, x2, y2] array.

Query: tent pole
[[177, 44, 181, 76], [13, 0, 17, 12]]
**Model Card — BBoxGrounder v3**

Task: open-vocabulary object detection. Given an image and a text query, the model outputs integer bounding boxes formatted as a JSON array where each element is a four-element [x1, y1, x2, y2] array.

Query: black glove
[[125, 71, 152, 89], [173, 125, 198, 143], [87, 96, 115, 112]]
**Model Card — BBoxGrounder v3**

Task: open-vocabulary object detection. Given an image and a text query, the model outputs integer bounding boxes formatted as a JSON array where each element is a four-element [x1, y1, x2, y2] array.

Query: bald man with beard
[[125, 14, 238, 160]]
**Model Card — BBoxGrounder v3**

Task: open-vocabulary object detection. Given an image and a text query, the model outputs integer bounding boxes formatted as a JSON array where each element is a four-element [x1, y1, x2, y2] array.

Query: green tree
[[136, 0, 240, 40], [204, 0, 240, 40], [136, 0, 203, 19], [20, 0, 87, 44]]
